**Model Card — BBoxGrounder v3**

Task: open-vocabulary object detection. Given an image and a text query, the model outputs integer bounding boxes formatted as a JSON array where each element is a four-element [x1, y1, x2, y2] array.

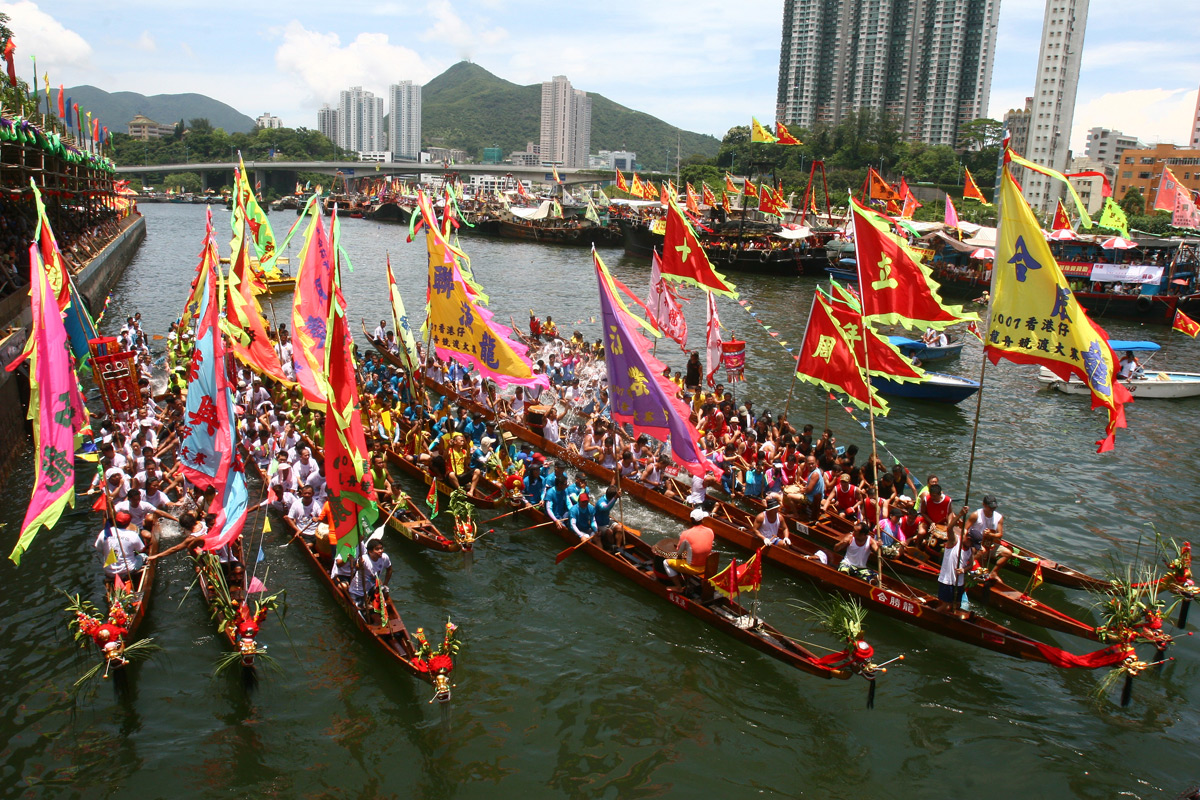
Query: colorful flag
[[3, 39, 15, 88], [224, 229, 291, 384], [775, 121, 802, 146], [658, 182, 669, 205], [660, 197, 738, 298], [323, 275, 378, 557], [705, 290, 723, 387], [867, 168, 900, 202], [851, 196, 976, 330], [725, 173, 738, 194], [701, 183, 717, 207], [963, 168, 990, 205], [758, 184, 784, 217], [5, 239, 85, 564], [900, 189, 920, 220], [552, 165, 563, 185], [232, 158, 279, 271], [595, 251, 717, 478], [795, 294, 886, 414], [966, 320, 984, 342], [1153, 166, 1183, 212], [685, 183, 700, 216], [386, 256, 422, 372], [1052, 200, 1073, 231], [944, 194, 961, 230], [1008, 150, 1095, 228], [743, 181, 759, 200], [1097, 197, 1129, 239], [418, 192, 548, 390], [750, 117, 777, 143], [631, 173, 647, 198], [56, 84, 64, 118], [615, 170, 629, 193], [290, 198, 335, 409], [1172, 309, 1200, 338], [426, 481, 440, 518], [987, 161, 1131, 453], [824, 286, 926, 384], [646, 252, 687, 349]]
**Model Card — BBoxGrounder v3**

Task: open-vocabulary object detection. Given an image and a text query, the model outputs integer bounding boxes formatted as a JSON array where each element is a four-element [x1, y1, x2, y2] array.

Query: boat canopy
[[1108, 340, 1161, 352], [772, 226, 812, 240], [509, 201, 554, 220]]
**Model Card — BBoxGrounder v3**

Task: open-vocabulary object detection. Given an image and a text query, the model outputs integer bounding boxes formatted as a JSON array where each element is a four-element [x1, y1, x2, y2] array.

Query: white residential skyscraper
[[539, 76, 591, 169], [317, 104, 339, 145], [775, 0, 999, 147], [388, 81, 422, 161], [337, 86, 384, 154], [1021, 0, 1090, 215]]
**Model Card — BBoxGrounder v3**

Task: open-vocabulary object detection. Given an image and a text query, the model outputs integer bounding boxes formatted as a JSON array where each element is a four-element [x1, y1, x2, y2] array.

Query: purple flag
[[593, 251, 718, 479]]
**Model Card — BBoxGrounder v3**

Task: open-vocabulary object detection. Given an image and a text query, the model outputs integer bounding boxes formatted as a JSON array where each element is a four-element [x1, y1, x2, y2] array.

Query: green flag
[[1097, 197, 1129, 239]]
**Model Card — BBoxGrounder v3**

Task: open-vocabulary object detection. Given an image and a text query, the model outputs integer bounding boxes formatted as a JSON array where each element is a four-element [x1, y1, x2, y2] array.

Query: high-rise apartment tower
[[388, 81, 422, 161], [337, 86, 384, 154], [539, 76, 591, 169]]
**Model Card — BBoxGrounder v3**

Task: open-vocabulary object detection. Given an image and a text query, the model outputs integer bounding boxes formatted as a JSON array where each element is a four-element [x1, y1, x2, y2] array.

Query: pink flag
[[290, 199, 335, 409], [705, 290, 723, 388], [7, 240, 86, 564], [944, 194, 960, 230], [646, 252, 688, 349], [248, 576, 267, 593]]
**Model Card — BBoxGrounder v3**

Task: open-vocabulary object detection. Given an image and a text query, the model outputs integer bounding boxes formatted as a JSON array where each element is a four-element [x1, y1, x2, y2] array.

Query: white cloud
[[272, 21, 443, 110], [420, 0, 508, 58], [0, 1, 92, 73], [1071, 88, 1197, 152], [134, 31, 156, 53]]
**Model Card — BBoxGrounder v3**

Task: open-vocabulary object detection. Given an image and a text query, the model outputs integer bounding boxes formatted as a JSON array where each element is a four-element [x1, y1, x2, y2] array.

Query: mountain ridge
[[40, 85, 257, 134]]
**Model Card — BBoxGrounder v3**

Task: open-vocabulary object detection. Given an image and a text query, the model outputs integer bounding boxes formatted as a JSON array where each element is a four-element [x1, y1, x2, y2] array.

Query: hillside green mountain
[[422, 62, 719, 171], [38, 85, 256, 134]]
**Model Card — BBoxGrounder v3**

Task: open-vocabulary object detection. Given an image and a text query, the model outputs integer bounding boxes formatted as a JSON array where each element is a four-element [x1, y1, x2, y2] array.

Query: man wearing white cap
[[663, 509, 715, 590]]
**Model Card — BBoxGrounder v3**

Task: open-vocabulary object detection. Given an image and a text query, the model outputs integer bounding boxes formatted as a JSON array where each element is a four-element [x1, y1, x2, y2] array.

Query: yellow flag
[[987, 162, 1131, 452], [751, 117, 777, 143], [104, 546, 117, 567], [263, 515, 271, 533]]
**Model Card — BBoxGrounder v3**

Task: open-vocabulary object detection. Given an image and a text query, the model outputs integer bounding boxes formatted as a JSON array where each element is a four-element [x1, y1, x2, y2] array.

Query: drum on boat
[[525, 405, 552, 436]]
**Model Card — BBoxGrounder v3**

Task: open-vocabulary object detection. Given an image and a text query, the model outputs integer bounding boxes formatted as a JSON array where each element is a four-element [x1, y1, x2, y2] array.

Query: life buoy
[[760, 250, 770, 262], [1136, 296, 1153, 312]]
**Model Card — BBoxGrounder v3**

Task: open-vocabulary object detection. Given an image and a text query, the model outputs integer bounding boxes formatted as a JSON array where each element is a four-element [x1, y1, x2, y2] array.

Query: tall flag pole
[[987, 156, 1132, 452], [385, 255, 422, 373], [594, 249, 718, 479], [5, 235, 86, 564]]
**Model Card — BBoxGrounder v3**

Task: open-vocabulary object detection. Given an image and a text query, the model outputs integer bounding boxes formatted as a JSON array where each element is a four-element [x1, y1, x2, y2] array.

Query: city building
[[466, 174, 530, 194], [774, 0, 999, 147], [509, 142, 541, 167], [127, 114, 175, 140], [589, 150, 637, 171], [388, 81, 422, 161], [1020, 0, 1090, 216], [426, 147, 470, 164], [539, 76, 591, 168], [358, 151, 392, 163], [1083, 127, 1142, 169], [337, 86, 384, 154], [256, 112, 282, 130], [1003, 98, 1033, 157], [1066, 156, 1111, 215], [1191, 85, 1200, 148], [317, 104, 339, 144], [482, 146, 503, 164], [1115, 143, 1200, 213]]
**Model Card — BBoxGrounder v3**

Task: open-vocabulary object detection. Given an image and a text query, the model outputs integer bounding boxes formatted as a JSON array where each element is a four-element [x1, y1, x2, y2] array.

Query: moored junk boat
[[620, 215, 826, 275], [489, 203, 619, 246], [366, 201, 414, 225], [405, 372, 1148, 668]]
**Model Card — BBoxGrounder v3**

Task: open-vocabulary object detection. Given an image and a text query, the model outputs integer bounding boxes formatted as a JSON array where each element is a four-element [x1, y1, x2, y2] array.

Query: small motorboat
[[887, 335, 965, 362], [1037, 340, 1200, 399], [825, 258, 858, 283], [871, 371, 981, 404]]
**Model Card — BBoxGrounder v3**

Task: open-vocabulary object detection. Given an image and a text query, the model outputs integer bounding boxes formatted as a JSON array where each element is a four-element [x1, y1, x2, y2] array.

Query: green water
[[1, 203, 1197, 799]]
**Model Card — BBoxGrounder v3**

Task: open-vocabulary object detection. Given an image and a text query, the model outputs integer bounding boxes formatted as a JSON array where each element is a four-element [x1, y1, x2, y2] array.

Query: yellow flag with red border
[[750, 117, 777, 143], [963, 167, 991, 205]]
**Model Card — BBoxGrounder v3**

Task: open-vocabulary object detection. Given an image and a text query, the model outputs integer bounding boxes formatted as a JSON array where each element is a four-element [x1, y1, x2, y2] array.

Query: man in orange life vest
[[823, 472, 861, 520], [917, 475, 952, 528], [664, 509, 715, 591]]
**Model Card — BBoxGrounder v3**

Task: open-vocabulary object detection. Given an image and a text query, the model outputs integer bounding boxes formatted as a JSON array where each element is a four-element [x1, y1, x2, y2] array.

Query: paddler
[[963, 494, 1011, 582], [835, 521, 878, 581], [663, 509, 715, 591], [542, 474, 572, 531], [753, 498, 791, 547], [568, 491, 598, 541]]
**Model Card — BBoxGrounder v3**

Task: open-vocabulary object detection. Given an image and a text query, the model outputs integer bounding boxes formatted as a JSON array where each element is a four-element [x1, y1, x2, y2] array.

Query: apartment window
[[1138, 172, 1152, 179], [1121, 171, 1132, 178]]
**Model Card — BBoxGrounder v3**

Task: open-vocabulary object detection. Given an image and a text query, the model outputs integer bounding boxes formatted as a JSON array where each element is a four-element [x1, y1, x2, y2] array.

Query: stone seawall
[[0, 214, 147, 488]]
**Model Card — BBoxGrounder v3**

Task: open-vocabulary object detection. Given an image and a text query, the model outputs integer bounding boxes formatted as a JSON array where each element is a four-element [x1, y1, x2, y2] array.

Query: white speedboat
[[1037, 340, 1200, 399]]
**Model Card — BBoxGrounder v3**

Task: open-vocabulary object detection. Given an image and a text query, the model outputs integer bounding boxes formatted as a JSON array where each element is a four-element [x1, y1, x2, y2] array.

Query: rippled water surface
[[1, 203, 1197, 798]]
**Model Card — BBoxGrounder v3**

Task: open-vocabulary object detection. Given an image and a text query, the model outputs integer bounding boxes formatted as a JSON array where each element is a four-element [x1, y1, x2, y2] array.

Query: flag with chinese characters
[[851, 196, 976, 330], [824, 285, 926, 384], [595, 250, 717, 478], [647, 252, 687, 349], [291, 198, 335, 409], [180, 232, 248, 549], [963, 168, 990, 204], [1097, 197, 1130, 238], [758, 184, 785, 217], [750, 117, 777, 143], [386, 256, 422, 371], [615, 170, 629, 193], [323, 276, 378, 557], [5, 240, 85, 564], [661, 197, 738, 298], [867, 168, 899, 202], [701, 183, 717, 207], [224, 230, 291, 384], [775, 121, 802, 145], [631, 173, 648, 198], [1052, 200, 1073, 231], [987, 162, 1131, 453], [1153, 166, 1183, 212], [743, 181, 759, 200], [795, 293, 887, 414], [705, 289, 723, 387], [232, 157, 278, 270], [1172, 309, 1200, 338], [419, 193, 547, 390]]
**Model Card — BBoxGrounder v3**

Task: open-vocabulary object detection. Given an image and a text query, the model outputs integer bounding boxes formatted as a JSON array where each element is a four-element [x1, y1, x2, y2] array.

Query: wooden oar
[[555, 535, 594, 564], [513, 520, 556, 533], [483, 501, 541, 523]]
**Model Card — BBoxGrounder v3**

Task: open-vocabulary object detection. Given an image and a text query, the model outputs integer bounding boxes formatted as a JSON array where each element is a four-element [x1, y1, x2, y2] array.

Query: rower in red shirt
[[823, 472, 861, 520], [663, 509, 715, 591], [917, 475, 953, 528]]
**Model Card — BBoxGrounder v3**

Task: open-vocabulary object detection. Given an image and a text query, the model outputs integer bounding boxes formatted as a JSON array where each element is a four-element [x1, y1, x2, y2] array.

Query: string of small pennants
[[734, 297, 907, 467]]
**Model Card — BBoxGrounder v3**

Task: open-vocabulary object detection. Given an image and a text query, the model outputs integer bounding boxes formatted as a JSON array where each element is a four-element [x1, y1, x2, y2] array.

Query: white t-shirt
[[287, 498, 319, 534], [94, 527, 146, 577], [939, 542, 967, 586], [113, 499, 156, 529], [349, 552, 392, 596], [306, 471, 327, 504]]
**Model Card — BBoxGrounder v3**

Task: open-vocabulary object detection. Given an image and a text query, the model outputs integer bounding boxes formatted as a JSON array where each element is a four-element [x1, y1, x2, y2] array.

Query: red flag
[[851, 197, 975, 330], [758, 184, 783, 217], [226, 232, 290, 384], [1172, 309, 1200, 338], [615, 170, 629, 193], [743, 182, 759, 200], [685, 183, 700, 215], [737, 549, 763, 592], [721, 191, 732, 215], [631, 173, 647, 198], [57, 85, 64, 118], [701, 183, 717, 207], [1052, 200, 1073, 231], [1154, 167, 1183, 212], [824, 288, 925, 383], [900, 189, 921, 220], [647, 252, 687, 348], [867, 168, 900, 201], [659, 182, 669, 205], [775, 121, 802, 146], [725, 172, 738, 194], [661, 198, 738, 298], [3, 39, 15, 88], [966, 320, 984, 342], [963, 167, 990, 204], [795, 293, 885, 413]]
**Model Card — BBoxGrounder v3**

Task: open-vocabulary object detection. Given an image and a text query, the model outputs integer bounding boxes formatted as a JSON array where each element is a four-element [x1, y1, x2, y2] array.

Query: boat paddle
[[483, 501, 542, 523], [555, 534, 594, 564], [512, 520, 557, 533]]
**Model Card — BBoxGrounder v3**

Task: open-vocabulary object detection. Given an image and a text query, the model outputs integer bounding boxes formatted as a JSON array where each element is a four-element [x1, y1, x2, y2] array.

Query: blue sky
[[7, 0, 1199, 153]]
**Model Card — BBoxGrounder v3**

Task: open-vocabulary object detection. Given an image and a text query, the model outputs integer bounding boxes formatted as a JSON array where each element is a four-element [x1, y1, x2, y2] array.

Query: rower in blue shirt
[[594, 486, 619, 528], [568, 492, 597, 540], [542, 475, 572, 530], [523, 458, 546, 505], [743, 458, 768, 499]]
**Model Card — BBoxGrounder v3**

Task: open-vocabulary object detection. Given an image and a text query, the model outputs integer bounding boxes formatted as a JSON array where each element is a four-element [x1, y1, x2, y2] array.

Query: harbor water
[[1, 203, 1197, 798]]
